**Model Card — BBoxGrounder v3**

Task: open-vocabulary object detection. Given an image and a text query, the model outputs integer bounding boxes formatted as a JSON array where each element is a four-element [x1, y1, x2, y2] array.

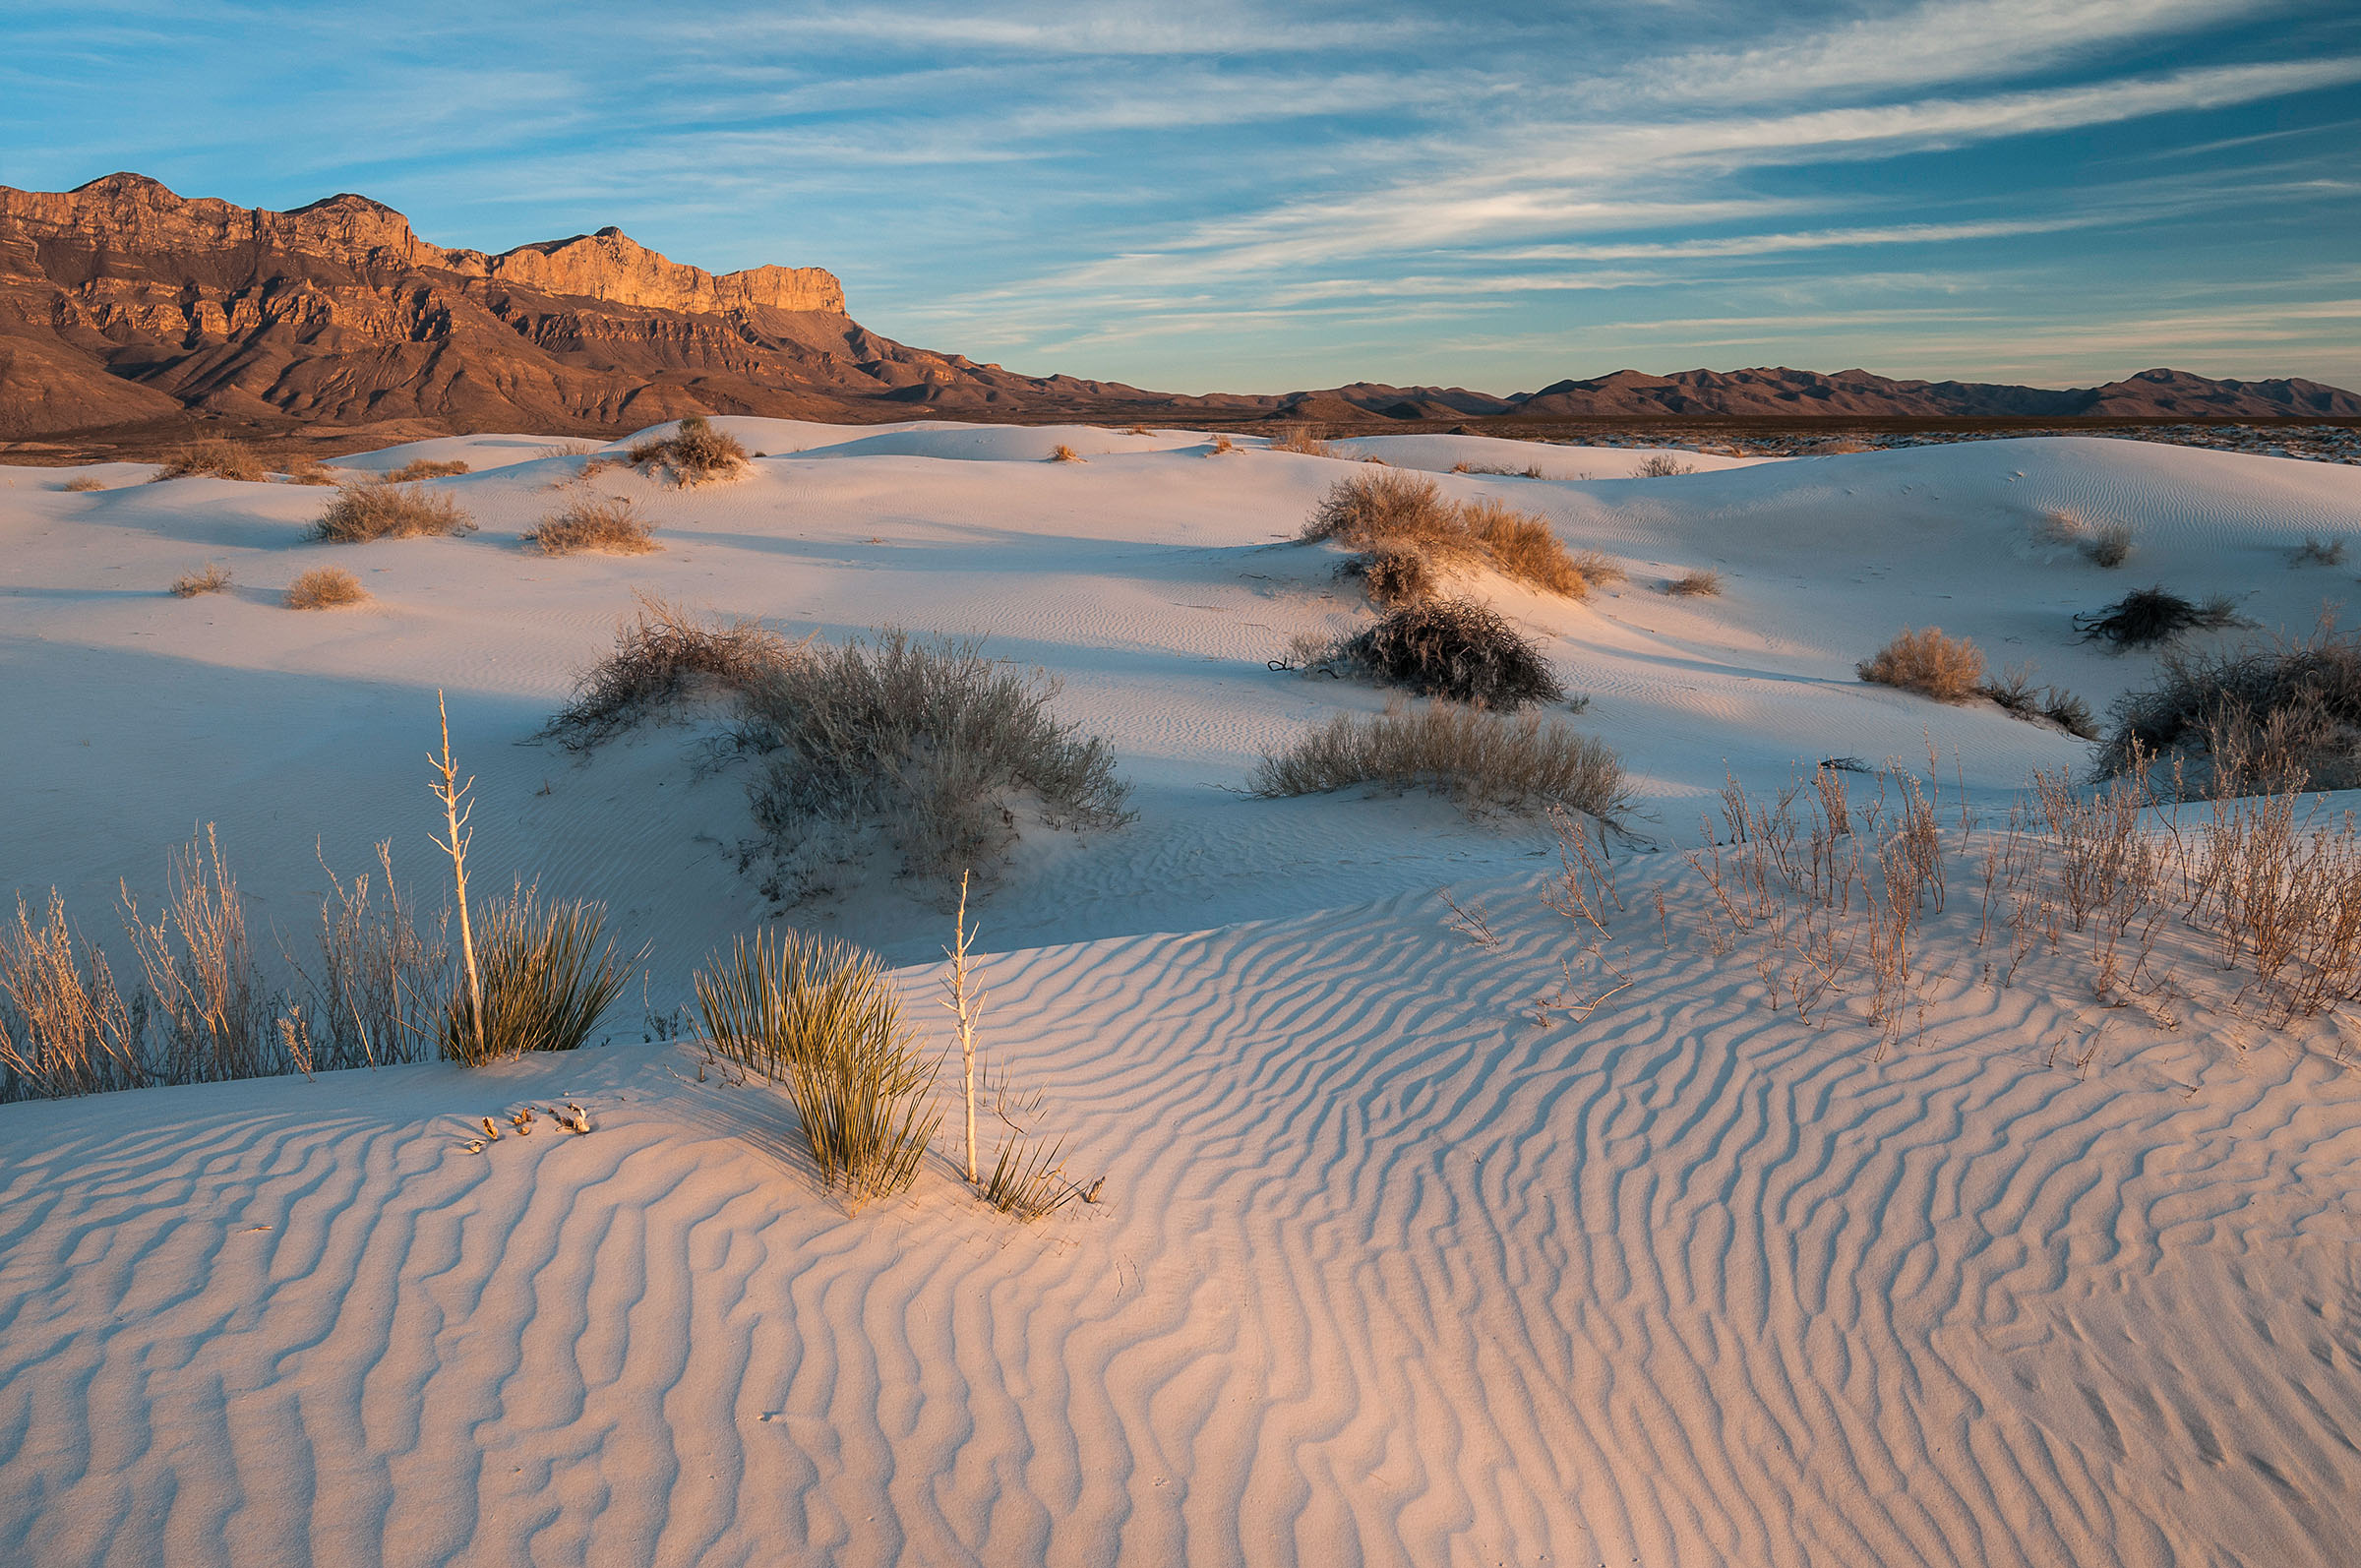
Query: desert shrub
[[1267, 425, 1331, 456], [2292, 536, 2348, 568], [440, 885, 630, 1064], [282, 458, 339, 486], [1049, 443, 1084, 463], [525, 495, 659, 555], [119, 826, 279, 1085], [1981, 664, 2098, 740], [311, 479, 474, 542], [1452, 461, 1548, 478], [630, 414, 749, 486], [1209, 435, 1237, 455], [1305, 469, 1461, 552], [1251, 700, 1628, 821], [2073, 586, 2247, 649], [1665, 569, 1724, 596], [152, 439, 267, 483], [1857, 627, 1985, 702], [0, 892, 146, 1102], [1328, 598, 1565, 708], [1635, 453, 1696, 477], [1124, 423, 1150, 435], [2036, 509, 2136, 567], [385, 458, 470, 482], [1460, 498, 1584, 595], [1304, 471, 1589, 600], [286, 843, 446, 1070], [541, 592, 793, 750], [63, 475, 105, 493], [1344, 547, 1434, 607], [2098, 623, 2361, 792], [172, 562, 232, 598], [736, 632, 1133, 894], [1567, 549, 1626, 588], [2086, 520, 2135, 568], [285, 567, 368, 609]]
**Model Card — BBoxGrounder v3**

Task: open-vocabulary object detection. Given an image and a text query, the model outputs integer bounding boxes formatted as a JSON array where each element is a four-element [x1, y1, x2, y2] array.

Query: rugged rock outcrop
[[1, 174, 2353, 439]]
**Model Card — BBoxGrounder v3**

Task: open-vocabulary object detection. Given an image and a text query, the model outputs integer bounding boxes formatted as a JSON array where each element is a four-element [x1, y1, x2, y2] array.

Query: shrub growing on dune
[[0, 892, 146, 1102], [63, 475, 105, 493], [2292, 536, 2347, 568], [1049, 444, 1085, 463], [2098, 623, 2361, 793], [1665, 569, 1724, 596], [693, 930, 937, 1206], [1304, 470, 1594, 601], [1980, 664, 2098, 740], [172, 562, 233, 598], [439, 885, 631, 1065], [282, 457, 339, 486], [525, 495, 659, 555], [541, 592, 794, 749], [735, 631, 1133, 893], [384, 458, 470, 482], [2072, 586, 2246, 649], [1251, 700, 1629, 822], [1857, 627, 1985, 703], [1267, 425, 1331, 456], [629, 414, 749, 486], [152, 439, 268, 483], [285, 566, 369, 609], [1634, 453, 1697, 477], [1344, 546, 1434, 607], [1327, 598, 1566, 708], [311, 479, 474, 543]]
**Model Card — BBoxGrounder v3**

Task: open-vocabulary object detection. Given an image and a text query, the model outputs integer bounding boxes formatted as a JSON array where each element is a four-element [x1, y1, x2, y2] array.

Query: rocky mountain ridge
[[2, 173, 2353, 440]]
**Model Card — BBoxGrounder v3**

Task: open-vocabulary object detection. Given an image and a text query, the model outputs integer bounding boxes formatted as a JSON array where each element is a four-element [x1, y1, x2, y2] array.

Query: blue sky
[[4, 1, 2358, 394]]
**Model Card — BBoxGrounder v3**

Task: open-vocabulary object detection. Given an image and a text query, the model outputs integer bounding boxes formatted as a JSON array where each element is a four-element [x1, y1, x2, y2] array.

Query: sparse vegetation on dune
[[1981, 663, 2098, 739], [1208, 435, 1237, 455], [1266, 425, 1331, 456], [2292, 536, 2347, 568], [152, 440, 267, 483], [438, 885, 630, 1065], [1303, 469, 1600, 601], [735, 631, 1133, 897], [1049, 443, 1084, 463], [384, 458, 470, 482], [311, 479, 474, 543], [1253, 699, 1627, 821], [2099, 621, 2361, 794], [1857, 627, 1985, 703], [0, 892, 145, 1102], [2039, 509, 2136, 568], [285, 567, 368, 609], [541, 592, 794, 750], [1634, 453, 1697, 477], [171, 562, 232, 598], [1665, 569, 1724, 596], [1294, 598, 1566, 709], [282, 458, 339, 486], [628, 414, 749, 486], [525, 495, 659, 555], [62, 475, 105, 493], [2073, 585, 2247, 649]]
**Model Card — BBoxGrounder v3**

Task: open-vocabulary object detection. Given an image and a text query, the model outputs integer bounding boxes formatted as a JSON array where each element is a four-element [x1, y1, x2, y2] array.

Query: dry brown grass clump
[[525, 495, 659, 556], [1304, 469, 1595, 600], [152, 440, 268, 483], [1634, 453, 1697, 478], [1251, 700, 1628, 822], [1209, 435, 1237, 455], [285, 567, 369, 610], [1665, 569, 1724, 596], [1049, 444, 1085, 463], [385, 458, 471, 482], [311, 479, 474, 542], [62, 475, 105, 493], [2038, 509, 2135, 568], [1267, 425, 1332, 456], [541, 591, 794, 749], [1858, 627, 1986, 702], [172, 563, 233, 598], [282, 458, 339, 486], [0, 892, 145, 1102], [628, 415, 749, 487]]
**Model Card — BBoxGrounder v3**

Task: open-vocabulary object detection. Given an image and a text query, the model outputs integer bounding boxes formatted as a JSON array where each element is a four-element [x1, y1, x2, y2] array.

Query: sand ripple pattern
[[3, 876, 2360, 1566]]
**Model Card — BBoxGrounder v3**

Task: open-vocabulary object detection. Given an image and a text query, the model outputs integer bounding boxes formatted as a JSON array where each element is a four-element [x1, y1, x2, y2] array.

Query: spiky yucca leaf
[[442, 886, 630, 1064]]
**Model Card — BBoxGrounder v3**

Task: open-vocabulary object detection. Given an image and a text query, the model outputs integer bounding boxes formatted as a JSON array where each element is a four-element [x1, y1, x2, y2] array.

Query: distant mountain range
[[2, 173, 2354, 440]]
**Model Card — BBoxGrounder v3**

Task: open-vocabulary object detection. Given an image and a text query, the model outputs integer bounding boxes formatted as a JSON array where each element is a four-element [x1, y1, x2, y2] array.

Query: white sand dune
[[3, 423, 2360, 1564]]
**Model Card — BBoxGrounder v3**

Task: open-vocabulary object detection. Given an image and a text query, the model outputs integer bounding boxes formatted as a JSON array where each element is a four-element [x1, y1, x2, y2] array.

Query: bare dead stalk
[[430, 692, 486, 1065]]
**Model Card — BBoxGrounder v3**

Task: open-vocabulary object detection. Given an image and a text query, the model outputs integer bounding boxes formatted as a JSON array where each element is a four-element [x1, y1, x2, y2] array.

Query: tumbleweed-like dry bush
[[311, 480, 474, 542], [171, 563, 233, 598], [2099, 621, 2361, 793], [152, 440, 268, 483], [1049, 444, 1085, 463], [525, 495, 660, 556], [285, 567, 369, 609], [1858, 627, 1986, 702], [628, 414, 749, 486], [1634, 453, 1697, 477], [1252, 700, 1628, 821], [542, 592, 794, 750], [1665, 569, 1724, 596], [384, 458, 471, 482], [1266, 425, 1332, 456], [62, 475, 105, 493], [1304, 470, 1594, 600], [1316, 598, 1567, 708], [2073, 586, 2247, 649]]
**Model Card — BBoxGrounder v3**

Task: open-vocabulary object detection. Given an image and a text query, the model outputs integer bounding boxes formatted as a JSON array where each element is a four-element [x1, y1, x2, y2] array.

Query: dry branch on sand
[[172, 563, 232, 598], [1252, 699, 1628, 822], [524, 495, 659, 555], [312, 480, 474, 543], [2073, 586, 2247, 649], [285, 567, 369, 609]]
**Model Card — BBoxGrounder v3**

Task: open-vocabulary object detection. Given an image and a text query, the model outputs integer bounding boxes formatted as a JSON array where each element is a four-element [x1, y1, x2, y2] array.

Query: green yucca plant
[[441, 885, 631, 1064], [694, 929, 937, 1205], [982, 1132, 1084, 1221]]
